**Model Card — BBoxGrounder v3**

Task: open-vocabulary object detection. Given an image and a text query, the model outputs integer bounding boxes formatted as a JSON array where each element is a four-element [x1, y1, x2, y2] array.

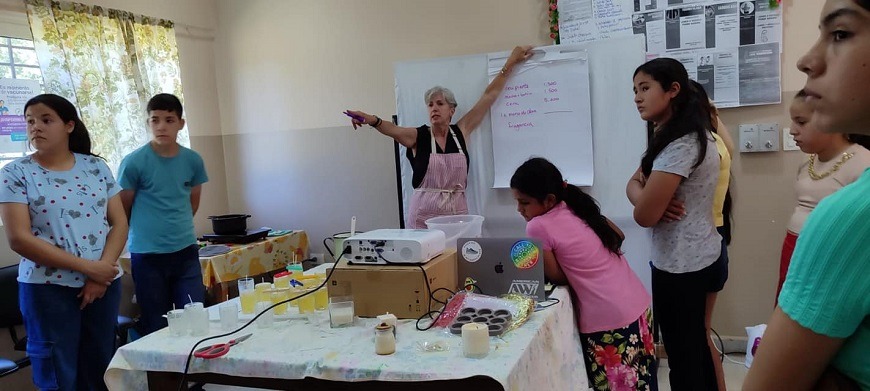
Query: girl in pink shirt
[[511, 157, 656, 391]]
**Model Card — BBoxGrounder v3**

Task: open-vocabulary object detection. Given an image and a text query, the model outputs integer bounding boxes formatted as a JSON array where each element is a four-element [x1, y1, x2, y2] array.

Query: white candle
[[330, 306, 354, 326], [462, 322, 489, 358], [377, 313, 397, 328], [377, 312, 398, 338]]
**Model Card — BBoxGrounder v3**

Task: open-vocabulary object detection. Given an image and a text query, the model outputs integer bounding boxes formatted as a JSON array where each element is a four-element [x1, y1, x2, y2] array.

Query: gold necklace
[[807, 152, 854, 180]]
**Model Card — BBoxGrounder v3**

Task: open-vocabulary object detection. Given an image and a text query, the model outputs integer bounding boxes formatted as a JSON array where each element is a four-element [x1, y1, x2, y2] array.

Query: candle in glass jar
[[329, 305, 354, 326], [462, 322, 489, 358], [375, 323, 396, 355]]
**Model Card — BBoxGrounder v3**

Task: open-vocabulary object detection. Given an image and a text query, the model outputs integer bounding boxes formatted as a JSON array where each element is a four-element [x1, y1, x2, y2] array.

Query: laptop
[[456, 238, 546, 301]]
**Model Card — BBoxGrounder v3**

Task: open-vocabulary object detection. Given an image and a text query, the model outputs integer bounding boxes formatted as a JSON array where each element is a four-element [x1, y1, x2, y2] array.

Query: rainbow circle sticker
[[510, 240, 540, 270]]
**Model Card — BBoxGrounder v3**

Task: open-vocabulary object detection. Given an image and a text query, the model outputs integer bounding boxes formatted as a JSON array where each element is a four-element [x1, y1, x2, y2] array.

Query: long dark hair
[[858, 0, 870, 11], [690, 80, 734, 244], [690, 80, 718, 131], [24, 94, 98, 157], [510, 157, 623, 254], [635, 58, 710, 176]]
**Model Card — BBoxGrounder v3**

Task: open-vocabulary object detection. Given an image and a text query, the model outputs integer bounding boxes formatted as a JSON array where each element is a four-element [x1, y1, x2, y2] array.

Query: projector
[[342, 229, 445, 265]]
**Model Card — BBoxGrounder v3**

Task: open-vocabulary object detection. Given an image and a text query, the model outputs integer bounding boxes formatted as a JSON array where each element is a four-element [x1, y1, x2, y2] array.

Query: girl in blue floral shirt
[[0, 94, 127, 391]]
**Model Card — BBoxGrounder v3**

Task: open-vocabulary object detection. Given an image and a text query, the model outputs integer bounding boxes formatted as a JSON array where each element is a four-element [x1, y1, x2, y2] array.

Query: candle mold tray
[[448, 307, 513, 336]]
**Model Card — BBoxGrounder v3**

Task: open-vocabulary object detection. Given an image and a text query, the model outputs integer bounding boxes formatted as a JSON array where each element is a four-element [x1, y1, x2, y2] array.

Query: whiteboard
[[487, 47, 594, 188], [395, 36, 654, 294]]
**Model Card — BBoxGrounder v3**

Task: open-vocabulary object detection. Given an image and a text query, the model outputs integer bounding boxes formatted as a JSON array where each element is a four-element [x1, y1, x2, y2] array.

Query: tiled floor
[[204, 354, 750, 390], [657, 355, 749, 391]]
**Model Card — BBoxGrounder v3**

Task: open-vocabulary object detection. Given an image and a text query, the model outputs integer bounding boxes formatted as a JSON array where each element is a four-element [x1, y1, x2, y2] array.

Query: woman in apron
[[347, 45, 533, 228]]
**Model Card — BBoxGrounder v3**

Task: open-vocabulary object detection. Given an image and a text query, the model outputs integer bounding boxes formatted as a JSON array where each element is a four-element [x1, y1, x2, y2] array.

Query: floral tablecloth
[[119, 231, 309, 288], [104, 287, 588, 390]]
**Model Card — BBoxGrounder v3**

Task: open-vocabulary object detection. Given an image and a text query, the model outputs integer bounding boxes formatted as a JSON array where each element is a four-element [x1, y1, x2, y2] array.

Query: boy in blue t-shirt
[[119, 93, 209, 335]]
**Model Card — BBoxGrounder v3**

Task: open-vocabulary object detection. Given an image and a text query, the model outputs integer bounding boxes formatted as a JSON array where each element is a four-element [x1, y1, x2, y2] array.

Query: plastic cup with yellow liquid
[[274, 272, 291, 289], [271, 290, 289, 315], [238, 277, 257, 315], [297, 288, 316, 314], [255, 282, 272, 303], [314, 280, 328, 310]]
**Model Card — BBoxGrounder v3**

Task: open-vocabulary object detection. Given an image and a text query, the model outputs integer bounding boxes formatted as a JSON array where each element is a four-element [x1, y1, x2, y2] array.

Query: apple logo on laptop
[[495, 262, 504, 274]]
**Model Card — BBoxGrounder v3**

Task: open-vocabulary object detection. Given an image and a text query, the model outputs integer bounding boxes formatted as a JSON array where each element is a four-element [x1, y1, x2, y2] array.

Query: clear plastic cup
[[314, 283, 328, 311], [255, 282, 272, 303], [328, 296, 354, 328], [237, 277, 255, 292], [166, 309, 188, 336], [288, 287, 300, 307], [271, 290, 288, 315], [274, 274, 291, 289], [219, 302, 239, 331], [256, 301, 273, 329], [184, 302, 209, 336], [238, 277, 256, 314], [297, 288, 316, 314]]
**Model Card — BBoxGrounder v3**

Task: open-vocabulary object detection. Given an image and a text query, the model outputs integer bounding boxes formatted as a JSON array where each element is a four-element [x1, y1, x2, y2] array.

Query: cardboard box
[[327, 249, 457, 319]]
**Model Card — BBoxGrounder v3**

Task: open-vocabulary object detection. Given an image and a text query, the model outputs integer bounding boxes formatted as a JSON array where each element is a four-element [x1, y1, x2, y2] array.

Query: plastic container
[[424, 215, 484, 249]]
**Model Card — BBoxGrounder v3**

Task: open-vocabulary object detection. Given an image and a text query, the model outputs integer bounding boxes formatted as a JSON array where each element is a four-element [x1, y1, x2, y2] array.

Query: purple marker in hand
[[344, 111, 366, 123]]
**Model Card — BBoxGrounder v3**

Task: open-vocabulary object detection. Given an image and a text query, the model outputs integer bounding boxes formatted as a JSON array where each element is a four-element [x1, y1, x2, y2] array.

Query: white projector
[[342, 229, 445, 265]]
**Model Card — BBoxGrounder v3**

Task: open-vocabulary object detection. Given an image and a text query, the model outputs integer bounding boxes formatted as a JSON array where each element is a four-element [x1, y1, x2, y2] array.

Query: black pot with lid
[[208, 214, 251, 235]]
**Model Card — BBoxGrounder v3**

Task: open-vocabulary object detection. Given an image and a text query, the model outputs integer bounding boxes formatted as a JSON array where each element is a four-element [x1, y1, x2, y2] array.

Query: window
[[0, 36, 43, 168]]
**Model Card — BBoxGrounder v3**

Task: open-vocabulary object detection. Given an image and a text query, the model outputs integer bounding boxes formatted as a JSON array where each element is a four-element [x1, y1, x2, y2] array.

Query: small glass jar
[[374, 323, 396, 355], [184, 302, 209, 336]]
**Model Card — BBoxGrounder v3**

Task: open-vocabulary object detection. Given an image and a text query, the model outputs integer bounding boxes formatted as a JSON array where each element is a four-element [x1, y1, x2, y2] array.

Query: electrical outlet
[[782, 127, 800, 151], [758, 123, 780, 151], [740, 123, 780, 152], [739, 124, 759, 152]]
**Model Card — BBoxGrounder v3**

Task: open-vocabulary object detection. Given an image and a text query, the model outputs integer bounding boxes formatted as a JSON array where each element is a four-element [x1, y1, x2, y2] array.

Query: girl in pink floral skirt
[[511, 157, 656, 391]]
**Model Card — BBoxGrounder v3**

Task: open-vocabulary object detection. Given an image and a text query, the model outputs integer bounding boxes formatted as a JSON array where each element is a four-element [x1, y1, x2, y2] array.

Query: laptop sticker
[[461, 240, 483, 262], [510, 240, 540, 270]]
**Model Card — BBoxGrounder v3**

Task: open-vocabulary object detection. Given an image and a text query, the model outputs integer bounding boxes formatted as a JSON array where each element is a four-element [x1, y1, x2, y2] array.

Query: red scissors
[[193, 333, 252, 359]]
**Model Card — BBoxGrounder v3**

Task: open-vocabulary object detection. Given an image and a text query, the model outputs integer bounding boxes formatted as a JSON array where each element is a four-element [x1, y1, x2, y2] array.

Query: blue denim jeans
[[19, 279, 121, 391], [131, 244, 204, 335]]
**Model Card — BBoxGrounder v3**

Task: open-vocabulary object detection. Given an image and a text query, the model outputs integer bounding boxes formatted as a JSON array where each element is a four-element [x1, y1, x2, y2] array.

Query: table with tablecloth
[[119, 230, 309, 291], [104, 287, 588, 390]]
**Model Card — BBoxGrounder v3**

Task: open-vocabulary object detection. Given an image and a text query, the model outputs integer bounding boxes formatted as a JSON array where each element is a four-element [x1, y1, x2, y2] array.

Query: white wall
[[214, 0, 551, 258]]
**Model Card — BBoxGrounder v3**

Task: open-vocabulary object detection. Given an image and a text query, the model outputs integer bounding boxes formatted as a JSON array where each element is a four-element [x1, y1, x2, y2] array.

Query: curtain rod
[[0, 0, 216, 40]]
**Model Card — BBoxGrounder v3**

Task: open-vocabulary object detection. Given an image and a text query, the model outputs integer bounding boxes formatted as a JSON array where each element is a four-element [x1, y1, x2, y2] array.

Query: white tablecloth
[[105, 287, 588, 390]]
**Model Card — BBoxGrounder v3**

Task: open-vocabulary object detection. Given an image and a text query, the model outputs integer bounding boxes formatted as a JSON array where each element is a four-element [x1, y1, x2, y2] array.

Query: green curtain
[[25, 0, 189, 172]]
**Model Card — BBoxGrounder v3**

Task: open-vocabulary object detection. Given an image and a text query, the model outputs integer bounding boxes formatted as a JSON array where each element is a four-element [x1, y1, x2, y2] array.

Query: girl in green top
[[745, 1, 870, 389]]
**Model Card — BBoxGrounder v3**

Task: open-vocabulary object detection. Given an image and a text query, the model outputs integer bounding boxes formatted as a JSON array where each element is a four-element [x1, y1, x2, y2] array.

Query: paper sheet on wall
[[487, 47, 593, 188], [0, 78, 40, 153], [561, 0, 782, 108], [559, 0, 635, 44]]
